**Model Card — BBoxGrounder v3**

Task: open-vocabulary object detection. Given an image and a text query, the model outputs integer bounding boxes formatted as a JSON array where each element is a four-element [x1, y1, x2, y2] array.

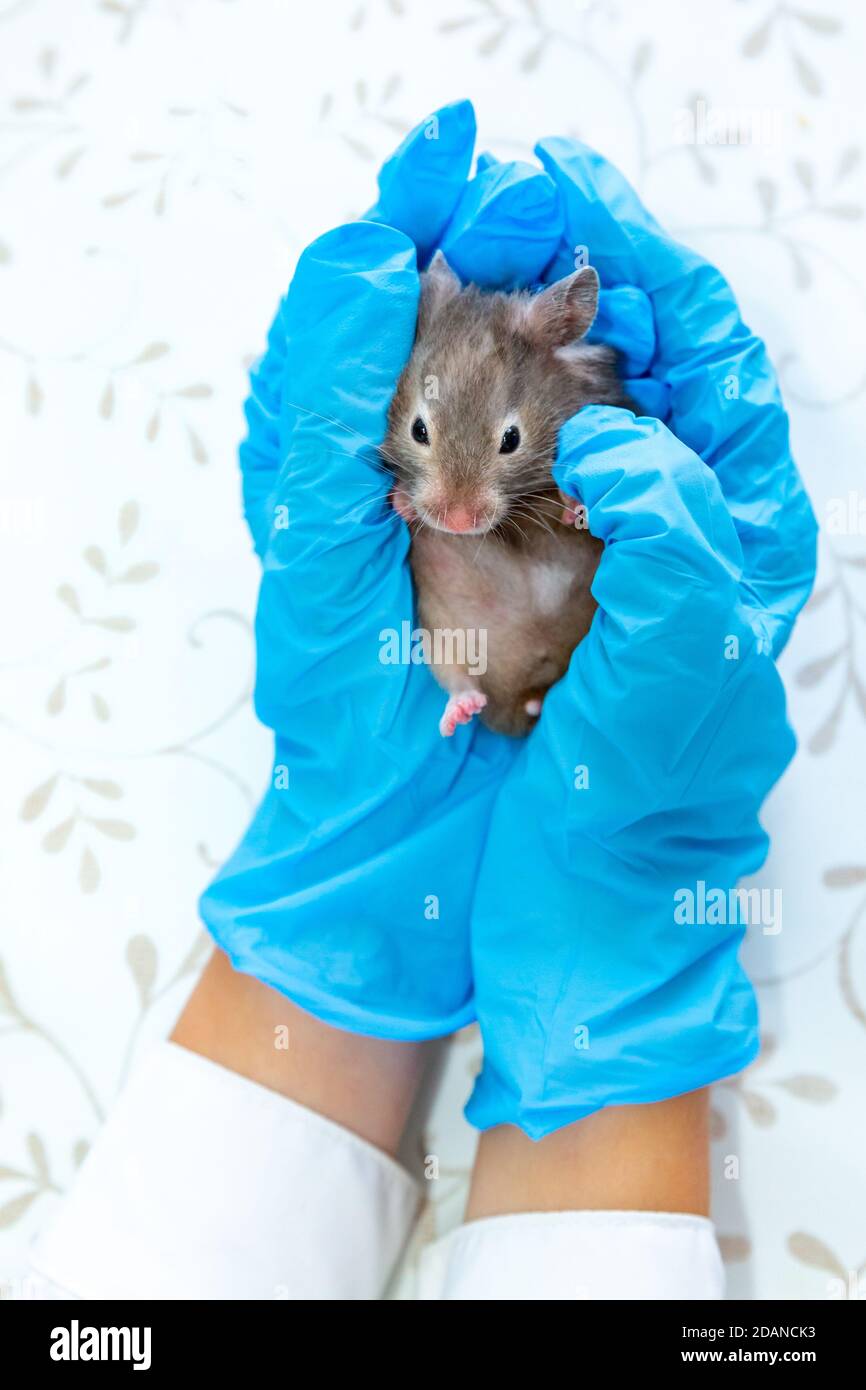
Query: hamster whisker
[[500, 513, 532, 547], [518, 511, 559, 531], [471, 515, 497, 565], [512, 502, 559, 537], [337, 494, 388, 526], [311, 445, 410, 491], [320, 448, 394, 480], [282, 400, 381, 451], [264, 403, 427, 492], [513, 491, 560, 514], [376, 443, 417, 477]]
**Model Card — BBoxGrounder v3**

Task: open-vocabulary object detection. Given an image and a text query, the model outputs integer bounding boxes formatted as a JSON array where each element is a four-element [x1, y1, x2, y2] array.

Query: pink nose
[[445, 505, 477, 533]]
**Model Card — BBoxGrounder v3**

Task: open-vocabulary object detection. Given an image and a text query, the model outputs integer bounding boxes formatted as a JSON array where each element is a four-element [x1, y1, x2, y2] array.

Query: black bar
[[3, 1298, 860, 1374]]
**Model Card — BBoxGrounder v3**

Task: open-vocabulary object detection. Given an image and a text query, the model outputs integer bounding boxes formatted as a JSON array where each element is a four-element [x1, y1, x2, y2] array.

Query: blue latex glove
[[200, 216, 518, 1039], [241, 100, 477, 562], [201, 102, 607, 1038], [201, 100, 817, 1136], [534, 137, 817, 656], [465, 141, 818, 1137], [200, 103, 544, 1038]]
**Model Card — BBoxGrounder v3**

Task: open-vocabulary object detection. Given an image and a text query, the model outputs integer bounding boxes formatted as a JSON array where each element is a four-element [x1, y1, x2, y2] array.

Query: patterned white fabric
[[1, 0, 864, 1302]]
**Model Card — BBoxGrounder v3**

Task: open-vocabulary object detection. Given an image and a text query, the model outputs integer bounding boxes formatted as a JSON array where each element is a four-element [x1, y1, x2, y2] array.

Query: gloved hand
[[201, 98, 817, 1128], [200, 103, 550, 1038], [534, 137, 818, 655], [465, 142, 818, 1137]]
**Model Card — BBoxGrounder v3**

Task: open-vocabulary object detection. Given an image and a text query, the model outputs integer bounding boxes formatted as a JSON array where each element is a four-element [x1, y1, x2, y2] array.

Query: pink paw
[[439, 690, 487, 738], [525, 697, 543, 718], [390, 487, 417, 524], [557, 490, 588, 530]]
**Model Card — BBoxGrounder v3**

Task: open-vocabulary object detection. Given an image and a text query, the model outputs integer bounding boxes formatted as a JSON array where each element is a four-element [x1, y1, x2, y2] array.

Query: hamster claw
[[439, 690, 487, 737]]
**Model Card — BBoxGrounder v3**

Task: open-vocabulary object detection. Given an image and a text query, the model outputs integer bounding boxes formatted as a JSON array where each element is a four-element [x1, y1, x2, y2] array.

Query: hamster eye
[[499, 425, 520, 454], [411, 417, 430, 446]]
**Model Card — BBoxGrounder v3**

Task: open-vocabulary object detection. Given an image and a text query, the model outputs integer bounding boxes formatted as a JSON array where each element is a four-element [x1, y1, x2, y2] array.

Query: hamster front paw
[[557, 490, 589, 530], [390, 487, 417, 523]]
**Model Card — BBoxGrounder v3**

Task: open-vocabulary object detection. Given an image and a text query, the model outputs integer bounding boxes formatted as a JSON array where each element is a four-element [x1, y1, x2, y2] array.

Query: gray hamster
[[382, 251, 632, 737]]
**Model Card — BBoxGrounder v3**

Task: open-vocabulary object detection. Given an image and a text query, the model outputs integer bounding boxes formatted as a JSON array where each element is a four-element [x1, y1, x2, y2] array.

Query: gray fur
[[382, 255, 632, 736]]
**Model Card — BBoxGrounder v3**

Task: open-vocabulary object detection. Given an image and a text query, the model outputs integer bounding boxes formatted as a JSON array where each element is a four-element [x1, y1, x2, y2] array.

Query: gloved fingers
[[442, 152, 657, 349], [250, 220, 420, 679], [535, 137, 818, 650], [588, 283, 656, 377], [534, 134, 779, 461], [555, 406, 743, 580], [551, 407, 774, 805], [621, 376, 671, 421], [439, 157, 563, 289], [365, 99, 477, 262], [237, 222, 418, 563], [534, 136, 738, 368], [241, 101, 473, 558], [474, 149, 498, 174], [276, 219, 418, 528], [370, 114, 566, 289]]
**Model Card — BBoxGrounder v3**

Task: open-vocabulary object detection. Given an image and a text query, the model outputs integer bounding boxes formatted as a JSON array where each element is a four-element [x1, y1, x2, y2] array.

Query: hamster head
[[383, 251, 617, 536]]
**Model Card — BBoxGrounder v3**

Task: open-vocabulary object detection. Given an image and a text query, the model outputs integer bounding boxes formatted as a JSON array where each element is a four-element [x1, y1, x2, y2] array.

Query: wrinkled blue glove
[[200, 104, 532, 1039], [464, 141, 818, 1136], [201, 101, 600, 1038], [534, 137, 817, 655], [200, 101, 817, 1141]]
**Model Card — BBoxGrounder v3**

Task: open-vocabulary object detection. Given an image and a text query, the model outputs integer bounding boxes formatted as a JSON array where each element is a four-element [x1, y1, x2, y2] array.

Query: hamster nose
[[444, 505, 477, 533]]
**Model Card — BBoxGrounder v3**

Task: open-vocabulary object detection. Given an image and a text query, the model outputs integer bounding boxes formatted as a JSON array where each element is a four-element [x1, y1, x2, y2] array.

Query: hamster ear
[[523, 266, 600, 348], [419, 250, 461, 329]]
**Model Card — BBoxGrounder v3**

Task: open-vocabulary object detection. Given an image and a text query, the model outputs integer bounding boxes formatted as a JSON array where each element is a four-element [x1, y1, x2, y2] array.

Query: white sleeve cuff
[[419, 1209, 725, 1300], [31, 1041, 420, 1300]]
